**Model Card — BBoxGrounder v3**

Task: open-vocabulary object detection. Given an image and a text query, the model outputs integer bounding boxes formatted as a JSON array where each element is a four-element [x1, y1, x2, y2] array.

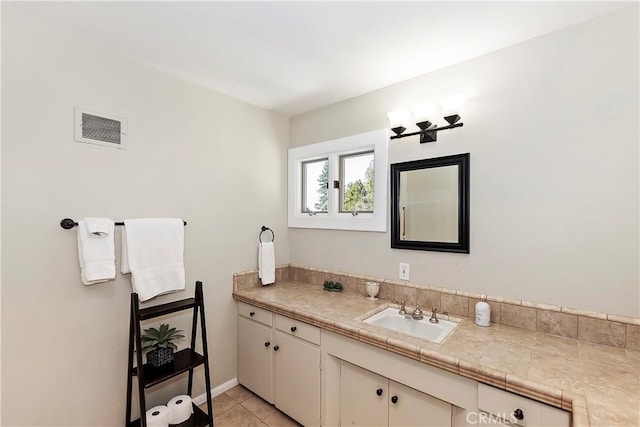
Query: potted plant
[[141, 323, 185, 368]]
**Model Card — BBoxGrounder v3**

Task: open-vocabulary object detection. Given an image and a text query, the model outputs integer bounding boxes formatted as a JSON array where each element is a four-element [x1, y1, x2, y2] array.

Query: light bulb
[[411, 102, 436, 125], [441, 95, 466, 116], [387, 109, 411, 129]]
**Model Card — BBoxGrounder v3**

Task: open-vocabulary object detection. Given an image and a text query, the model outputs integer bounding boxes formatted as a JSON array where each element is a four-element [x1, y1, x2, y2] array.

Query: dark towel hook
[[259, 226, 275, 243]]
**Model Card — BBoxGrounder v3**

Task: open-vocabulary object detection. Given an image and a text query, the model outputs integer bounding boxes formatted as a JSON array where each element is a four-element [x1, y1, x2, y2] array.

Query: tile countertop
[[232, 281, 640, 427]]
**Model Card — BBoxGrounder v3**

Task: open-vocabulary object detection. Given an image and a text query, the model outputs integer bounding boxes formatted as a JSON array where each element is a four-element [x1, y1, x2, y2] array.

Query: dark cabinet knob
[[273, 345, 279, 351], [291, 326, 297, 333], [264, 341, 270, 347], [249, 311, 255, 317], [376, 388, 383, 396], [391, 395, 398, 404], [513, 409, 524, 420]]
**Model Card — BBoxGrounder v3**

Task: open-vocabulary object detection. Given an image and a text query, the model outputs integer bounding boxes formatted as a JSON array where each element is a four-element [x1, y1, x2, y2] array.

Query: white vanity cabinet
[[237, 303, 321, 426], [340, 360, 453, 427], [273, 315, 321, 427], [477, 384, 570, 427], [238, 302, 274, 403], [238, 302, 571, 427], [340, 360, 387, 426], [323, 330, 476, 427]]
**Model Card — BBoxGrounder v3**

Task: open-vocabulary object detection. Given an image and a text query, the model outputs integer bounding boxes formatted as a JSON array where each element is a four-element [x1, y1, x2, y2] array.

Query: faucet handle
[[434, 307, 449, 316], [398, 300, 406, 315], [429, 307, 439, 323]]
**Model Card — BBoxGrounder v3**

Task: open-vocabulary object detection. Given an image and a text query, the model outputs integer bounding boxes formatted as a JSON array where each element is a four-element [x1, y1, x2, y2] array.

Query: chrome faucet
[[429, 307, 439, 323], [398, 300, 407, 315], [411, 305, 424, 320]]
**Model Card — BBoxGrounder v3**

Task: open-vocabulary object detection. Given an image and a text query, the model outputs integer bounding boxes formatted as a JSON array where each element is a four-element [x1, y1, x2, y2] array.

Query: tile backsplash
[[233, 264, 640, 351]]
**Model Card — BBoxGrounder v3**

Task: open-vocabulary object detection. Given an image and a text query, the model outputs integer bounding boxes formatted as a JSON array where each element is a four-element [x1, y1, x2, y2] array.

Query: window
[[340, 151, 374, 213], [288, 129, 388, 232], [302, 158, 329, 213]]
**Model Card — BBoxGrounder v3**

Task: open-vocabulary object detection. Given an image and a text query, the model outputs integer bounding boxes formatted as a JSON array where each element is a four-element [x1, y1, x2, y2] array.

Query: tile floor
[[201, 385, 301, 427]]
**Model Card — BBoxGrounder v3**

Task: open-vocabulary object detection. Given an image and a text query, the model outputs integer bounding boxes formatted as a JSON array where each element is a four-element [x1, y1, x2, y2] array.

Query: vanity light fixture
[[387, 95, 465, 144]]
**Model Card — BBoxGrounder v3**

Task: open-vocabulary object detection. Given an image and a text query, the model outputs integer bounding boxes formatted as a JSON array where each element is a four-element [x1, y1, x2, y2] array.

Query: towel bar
[[60, 218, 187, 229], [259, 225, 275, 243]]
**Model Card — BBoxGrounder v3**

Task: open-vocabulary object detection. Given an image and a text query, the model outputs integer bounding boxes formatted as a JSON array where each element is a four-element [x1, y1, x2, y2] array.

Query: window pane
[[302, 159, 329, 213], [340, 151, 374, 213]]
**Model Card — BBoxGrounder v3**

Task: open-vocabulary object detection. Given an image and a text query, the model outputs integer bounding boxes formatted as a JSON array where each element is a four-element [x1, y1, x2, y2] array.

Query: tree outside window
[[315, 161, 329, 212], [341, 153, 374, 212]]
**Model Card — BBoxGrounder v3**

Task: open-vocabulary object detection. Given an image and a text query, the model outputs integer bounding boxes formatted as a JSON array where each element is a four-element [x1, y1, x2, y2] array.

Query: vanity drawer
[[275, 314, 320, 345], [478, 384, 569, 427], [238, 302, 272, 327]]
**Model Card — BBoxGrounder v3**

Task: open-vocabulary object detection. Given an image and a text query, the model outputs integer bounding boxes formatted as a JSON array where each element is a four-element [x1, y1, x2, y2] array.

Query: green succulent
[[141, 323, 185, 352]]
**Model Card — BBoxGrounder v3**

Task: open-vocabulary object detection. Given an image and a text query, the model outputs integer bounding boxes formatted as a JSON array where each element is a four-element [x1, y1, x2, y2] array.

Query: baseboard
[[192, 377, 239, 406]]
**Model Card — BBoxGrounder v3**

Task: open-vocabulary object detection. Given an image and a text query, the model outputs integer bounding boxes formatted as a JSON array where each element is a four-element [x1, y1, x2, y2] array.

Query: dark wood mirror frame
[[390, 153, 470, 253]]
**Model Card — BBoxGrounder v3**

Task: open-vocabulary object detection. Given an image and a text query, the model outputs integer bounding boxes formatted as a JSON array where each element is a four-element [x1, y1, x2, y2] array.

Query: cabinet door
[[478, 383, 570, 427], [340, 361, 387, 427], [273, 330, 321, 427], [389, 380, 452, 427], [238, 316, 274, 403]]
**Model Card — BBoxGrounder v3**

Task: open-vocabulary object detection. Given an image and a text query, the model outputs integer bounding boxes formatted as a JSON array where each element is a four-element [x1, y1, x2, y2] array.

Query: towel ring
[[259, 226, 275, 243]]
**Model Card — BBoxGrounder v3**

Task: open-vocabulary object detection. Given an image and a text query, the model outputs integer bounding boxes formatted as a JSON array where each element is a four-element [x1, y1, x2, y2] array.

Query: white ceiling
[[5, 1, 629, 117]]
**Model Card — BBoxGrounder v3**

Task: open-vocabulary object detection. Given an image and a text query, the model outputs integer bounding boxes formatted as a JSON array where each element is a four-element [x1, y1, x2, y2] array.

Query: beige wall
[[289, 8, 639, 318], [1, 10, 289, 426]]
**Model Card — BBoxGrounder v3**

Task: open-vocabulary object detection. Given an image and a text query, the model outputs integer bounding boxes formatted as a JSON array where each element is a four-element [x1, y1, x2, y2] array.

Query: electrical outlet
[[399, 263, 410, 281]]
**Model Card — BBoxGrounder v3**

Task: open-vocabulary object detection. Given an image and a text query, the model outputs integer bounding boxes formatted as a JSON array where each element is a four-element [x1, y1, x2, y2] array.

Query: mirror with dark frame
[[391, 153, 470, 253]]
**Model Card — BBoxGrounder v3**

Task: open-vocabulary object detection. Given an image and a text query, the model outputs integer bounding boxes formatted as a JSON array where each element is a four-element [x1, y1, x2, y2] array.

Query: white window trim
[[288, 129, 388, 232]]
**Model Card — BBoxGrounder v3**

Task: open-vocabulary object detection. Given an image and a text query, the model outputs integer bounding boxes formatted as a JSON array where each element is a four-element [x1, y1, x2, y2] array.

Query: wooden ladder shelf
[[126, 281, 214, 426]]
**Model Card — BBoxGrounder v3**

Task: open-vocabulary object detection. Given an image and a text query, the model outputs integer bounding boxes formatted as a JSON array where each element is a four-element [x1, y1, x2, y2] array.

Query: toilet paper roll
[[145, 405, 169, 427], [167, 395, 193, 424]]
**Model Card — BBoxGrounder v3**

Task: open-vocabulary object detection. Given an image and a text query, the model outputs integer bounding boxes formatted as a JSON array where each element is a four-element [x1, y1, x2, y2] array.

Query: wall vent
[[75, 108, 127, 149]]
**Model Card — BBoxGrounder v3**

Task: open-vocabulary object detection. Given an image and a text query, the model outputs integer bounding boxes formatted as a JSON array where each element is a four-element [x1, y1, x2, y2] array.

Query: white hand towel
[[258, 241, 275, 285], [77, 219, 115, 285], [121, 218, 185, 301], [84, 217, 112, 236]]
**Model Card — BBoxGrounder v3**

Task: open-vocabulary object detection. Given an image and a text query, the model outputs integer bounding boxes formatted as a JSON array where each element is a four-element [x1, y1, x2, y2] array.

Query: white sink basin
[[363, 307, 458, 343]]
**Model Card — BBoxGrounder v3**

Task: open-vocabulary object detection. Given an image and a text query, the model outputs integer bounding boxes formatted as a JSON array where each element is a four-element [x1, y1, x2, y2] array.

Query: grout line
[[209, 395, 238, 419], [236, 403, 269, 427]]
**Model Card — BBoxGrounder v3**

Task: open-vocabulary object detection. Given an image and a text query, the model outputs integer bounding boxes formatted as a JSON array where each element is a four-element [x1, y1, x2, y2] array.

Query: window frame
[[288, 129, 388, 232]]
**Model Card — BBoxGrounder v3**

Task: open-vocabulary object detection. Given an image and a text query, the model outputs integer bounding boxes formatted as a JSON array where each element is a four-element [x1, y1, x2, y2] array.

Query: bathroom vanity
[[231, 281, 622, 427], [238, 302, 320, 426]]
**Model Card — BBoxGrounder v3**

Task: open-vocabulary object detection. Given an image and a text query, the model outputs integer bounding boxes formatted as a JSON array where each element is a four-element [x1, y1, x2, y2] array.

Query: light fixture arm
[[390, 122, 464, 143]]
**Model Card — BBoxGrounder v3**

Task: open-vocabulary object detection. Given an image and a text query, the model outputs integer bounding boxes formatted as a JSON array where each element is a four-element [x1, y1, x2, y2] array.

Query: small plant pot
[[147, 347, 174, 368]]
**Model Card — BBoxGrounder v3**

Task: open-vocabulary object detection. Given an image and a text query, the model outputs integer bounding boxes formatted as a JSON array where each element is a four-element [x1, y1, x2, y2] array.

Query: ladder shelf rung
[[134, 348, 205, 388], [139, 298, 198, 320], [128, 403, 209, 427]]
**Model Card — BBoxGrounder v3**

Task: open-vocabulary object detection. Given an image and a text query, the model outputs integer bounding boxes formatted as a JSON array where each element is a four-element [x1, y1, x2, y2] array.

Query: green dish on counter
[[323, 281, 343, 292]]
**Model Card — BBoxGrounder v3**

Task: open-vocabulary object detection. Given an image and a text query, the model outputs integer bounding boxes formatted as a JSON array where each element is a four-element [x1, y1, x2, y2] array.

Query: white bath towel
[[258, 241, 275, 285], [77, 218, 115, 285], [121, 218, 185, 301]]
